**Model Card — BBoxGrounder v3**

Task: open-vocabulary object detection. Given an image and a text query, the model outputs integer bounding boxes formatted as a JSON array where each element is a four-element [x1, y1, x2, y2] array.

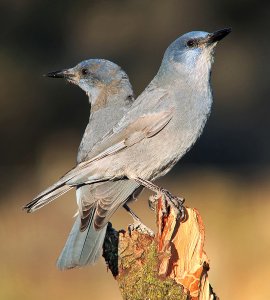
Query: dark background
[[0, 1, 269, 299]]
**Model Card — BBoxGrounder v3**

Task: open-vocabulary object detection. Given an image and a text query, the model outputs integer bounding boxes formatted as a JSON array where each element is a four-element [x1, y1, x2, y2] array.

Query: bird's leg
[[134, 177, 187, 221], [123, 203, 154, 236], [123, 203, 140, 222]]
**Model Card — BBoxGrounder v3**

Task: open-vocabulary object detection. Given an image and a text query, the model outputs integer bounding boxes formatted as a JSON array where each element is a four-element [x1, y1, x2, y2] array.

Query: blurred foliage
[[0, 1, 270, 299], [0, 0, 270, 191]]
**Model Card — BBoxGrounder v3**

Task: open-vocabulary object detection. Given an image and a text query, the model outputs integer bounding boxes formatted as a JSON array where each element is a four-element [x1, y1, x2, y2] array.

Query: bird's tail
[[57, 207, 107, 270], [23, 184, 73, 213], [23, 161, 92, 213], [57, 181, 141, 270]]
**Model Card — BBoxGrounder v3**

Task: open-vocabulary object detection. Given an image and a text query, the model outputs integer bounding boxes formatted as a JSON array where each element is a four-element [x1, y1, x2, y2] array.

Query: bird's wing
[[90, 108, 173, 158], [65, 108, 174, 185], [25, 107, 173, 212], [25, 89, 173, 211], [80, 85, 169, 161]]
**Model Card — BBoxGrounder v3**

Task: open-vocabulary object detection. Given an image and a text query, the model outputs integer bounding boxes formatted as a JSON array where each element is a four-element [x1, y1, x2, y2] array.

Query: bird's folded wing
[[85, 109, 174, 161], [65, 109, 174, 185], [30, 108, 174, 204], [83, 86, 169, 159]]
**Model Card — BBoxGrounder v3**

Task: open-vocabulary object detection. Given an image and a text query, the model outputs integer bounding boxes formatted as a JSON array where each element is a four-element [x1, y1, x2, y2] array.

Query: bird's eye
[[186, 39, 196, 48], [81, 68, 89, 76]]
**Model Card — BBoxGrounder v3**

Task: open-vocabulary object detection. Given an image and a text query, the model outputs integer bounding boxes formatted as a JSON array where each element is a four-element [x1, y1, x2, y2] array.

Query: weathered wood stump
[[103, 195, 218, 300]]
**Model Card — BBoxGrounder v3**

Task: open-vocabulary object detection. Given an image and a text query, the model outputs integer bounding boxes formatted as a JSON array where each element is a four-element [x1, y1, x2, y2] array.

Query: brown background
[[1, 0, 270, 299]]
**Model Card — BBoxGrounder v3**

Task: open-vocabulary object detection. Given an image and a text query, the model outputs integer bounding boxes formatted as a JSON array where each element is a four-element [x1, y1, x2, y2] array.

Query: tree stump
[[103, 195, 218, 300]]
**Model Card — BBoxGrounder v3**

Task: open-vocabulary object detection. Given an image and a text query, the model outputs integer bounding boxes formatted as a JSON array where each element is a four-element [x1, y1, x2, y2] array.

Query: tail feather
[[24, 185, 73, 213], [57, 181, 140, 270], [23, 160, 98, 213], [57, 208, 107, 270]]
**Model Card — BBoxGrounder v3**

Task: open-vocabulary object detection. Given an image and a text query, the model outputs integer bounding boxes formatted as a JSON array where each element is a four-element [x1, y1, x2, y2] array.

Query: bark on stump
[[103, 195, 218, 300]]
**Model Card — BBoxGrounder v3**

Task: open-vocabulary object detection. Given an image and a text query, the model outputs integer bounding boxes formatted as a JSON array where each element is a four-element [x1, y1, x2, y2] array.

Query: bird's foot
[[149, 189, 187, 221], [148, 194, 160, 211], [128, 220, 155, 237], [160, 188, 187, 222], [148, 193, 169, 215], [134, 177, 187, 221], [123, 203, 155, 236]]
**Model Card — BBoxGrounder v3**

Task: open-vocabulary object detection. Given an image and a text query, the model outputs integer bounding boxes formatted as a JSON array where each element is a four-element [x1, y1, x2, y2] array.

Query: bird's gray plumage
[[25, 28, 231, 268], [24, 58, 138, 269]]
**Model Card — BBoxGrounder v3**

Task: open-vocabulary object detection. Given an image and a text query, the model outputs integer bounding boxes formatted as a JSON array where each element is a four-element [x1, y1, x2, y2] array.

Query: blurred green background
[[1, 0, 270, 299]]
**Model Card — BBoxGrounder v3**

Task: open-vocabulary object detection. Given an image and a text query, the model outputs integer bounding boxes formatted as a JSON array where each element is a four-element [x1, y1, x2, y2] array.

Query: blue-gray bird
[[25, 28, 231, 267], [24, 58, 137, 269]]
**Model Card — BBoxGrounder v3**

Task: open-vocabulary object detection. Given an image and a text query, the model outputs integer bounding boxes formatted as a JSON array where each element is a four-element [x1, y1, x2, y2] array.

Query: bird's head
[[45, 59, 134, 111], [159, 28, 231, 80]]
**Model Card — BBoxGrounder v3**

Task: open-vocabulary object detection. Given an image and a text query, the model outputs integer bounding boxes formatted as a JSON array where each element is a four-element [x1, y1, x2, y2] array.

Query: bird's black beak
[[44, 69, 75, 79], [207, 28, 232, 44]]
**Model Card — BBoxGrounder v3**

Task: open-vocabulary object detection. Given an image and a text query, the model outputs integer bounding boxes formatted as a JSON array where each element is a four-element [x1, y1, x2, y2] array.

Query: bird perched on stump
[[25, 59, 136, 269], [24, 28, 231, 268]]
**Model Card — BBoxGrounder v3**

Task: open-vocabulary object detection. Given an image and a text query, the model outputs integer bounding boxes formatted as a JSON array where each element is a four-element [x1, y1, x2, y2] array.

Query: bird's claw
[[160, 188, 187, 222], [128, 221, 155, 237]]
